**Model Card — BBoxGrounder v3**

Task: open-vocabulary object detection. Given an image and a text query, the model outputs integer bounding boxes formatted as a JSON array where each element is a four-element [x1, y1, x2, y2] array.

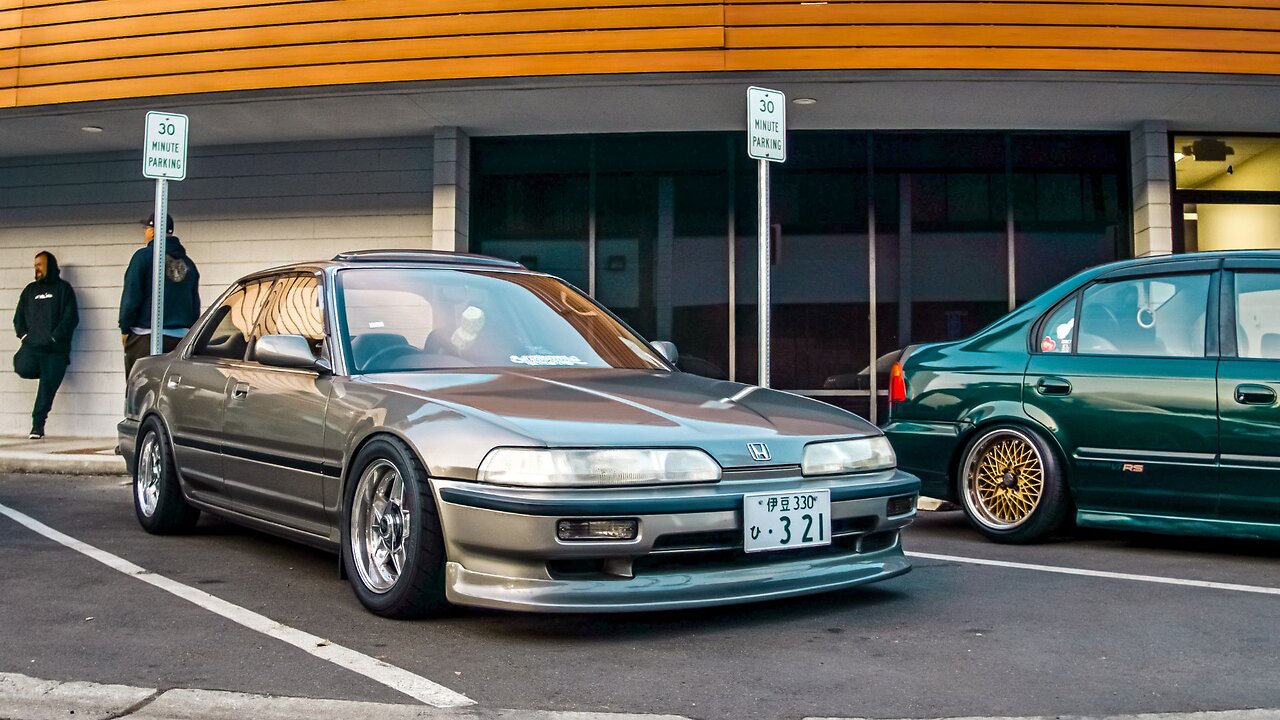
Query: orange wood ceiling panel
[[20, 27, 726, 85], [20, 6, 725, 65], [7, 1, 1280, 107], [728, 25, 1280, 54], [725, 3, 1280, 31], [14, 49, 727, 106]]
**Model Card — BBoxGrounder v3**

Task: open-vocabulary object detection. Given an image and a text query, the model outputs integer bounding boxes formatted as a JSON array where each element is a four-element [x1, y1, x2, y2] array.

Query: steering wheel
[[360, 343, 417, 372]]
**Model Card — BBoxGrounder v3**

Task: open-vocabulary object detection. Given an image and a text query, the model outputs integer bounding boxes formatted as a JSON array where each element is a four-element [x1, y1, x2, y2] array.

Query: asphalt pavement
[[1, 473, 1278, 720]]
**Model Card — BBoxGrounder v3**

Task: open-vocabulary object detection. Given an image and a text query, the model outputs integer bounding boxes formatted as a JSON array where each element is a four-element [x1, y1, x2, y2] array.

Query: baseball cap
[[142, 213, 175, 233]]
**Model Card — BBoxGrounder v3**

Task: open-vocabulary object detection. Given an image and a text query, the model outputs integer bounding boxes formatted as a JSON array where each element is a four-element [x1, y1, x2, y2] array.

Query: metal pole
[[150, 179, 168, 356], [727, 141, 737, 384], [867, 143, 878, 425], [758, 158, 770, 388]]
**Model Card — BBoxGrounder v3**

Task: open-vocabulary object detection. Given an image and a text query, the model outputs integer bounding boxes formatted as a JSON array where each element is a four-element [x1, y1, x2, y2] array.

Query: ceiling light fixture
[[792, 98, 818, 105], [80, 126, 104, 133]]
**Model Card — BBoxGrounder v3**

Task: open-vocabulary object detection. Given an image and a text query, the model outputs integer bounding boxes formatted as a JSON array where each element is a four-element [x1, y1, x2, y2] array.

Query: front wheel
[[341, 437, 449, 618], [133, 418, 200, 534], [957, 425, 1070, 544]]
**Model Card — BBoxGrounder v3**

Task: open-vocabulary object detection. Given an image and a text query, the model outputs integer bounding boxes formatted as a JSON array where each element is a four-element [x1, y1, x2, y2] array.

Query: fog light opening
[[886, 494, 917, 517], [556, 518, 639, 541]]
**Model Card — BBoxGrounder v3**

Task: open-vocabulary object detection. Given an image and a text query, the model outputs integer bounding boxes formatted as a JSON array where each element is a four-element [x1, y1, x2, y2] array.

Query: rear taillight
[[889, 362, 908, 404]]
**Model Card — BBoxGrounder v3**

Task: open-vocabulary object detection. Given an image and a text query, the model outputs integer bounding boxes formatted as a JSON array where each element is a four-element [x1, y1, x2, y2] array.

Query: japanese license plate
[[743, 489, 832, 553]]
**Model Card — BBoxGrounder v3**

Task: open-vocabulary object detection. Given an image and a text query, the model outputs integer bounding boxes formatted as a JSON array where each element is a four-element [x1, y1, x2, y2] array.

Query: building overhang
[[3, 70, 1279, 158]]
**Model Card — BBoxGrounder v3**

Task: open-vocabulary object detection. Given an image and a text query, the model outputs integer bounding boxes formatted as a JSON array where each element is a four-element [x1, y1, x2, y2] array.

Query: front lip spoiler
[[438, 474, 920, 516], [444, 549, 912, 613]]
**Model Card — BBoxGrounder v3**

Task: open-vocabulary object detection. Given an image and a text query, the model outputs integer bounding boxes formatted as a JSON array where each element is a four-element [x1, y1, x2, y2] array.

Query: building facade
[[3, 2, 1279, 435]]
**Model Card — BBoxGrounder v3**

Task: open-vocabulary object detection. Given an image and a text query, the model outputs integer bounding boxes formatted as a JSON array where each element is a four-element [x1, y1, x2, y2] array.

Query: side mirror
[[257, 334, 324, 371], [651, 340, 679, 366]]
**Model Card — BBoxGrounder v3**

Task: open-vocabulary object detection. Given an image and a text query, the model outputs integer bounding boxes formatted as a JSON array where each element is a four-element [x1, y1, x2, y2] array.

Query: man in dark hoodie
[[120, 213, 201, 377], [13, 251, 79, 439]]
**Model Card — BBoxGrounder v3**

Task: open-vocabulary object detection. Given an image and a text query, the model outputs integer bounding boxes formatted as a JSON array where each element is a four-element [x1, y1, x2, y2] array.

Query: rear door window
[[1077, 274, 1211, 357], [1235, 272, 1280, 359]]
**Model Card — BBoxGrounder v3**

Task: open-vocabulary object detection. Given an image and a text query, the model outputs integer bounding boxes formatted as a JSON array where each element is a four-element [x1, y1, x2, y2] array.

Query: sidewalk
[[0, 435, 125, 475]]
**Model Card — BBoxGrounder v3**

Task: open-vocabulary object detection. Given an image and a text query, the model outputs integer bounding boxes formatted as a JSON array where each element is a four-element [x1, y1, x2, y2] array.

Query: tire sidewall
[[341, 438, 442, 615], [957, 424, 1069, 544], [133, 417, 192, 533]]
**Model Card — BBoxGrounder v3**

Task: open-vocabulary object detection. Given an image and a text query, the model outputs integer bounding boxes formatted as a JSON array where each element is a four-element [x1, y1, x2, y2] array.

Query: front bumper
[[881, 419, 966, 502], [432, 468, 919, 612], [117, 417, 140, 477]]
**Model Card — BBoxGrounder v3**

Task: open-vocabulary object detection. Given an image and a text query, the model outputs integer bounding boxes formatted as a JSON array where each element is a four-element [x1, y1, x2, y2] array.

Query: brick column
[[432, 127, 470, 252], [1130, 121, 1173, 257]]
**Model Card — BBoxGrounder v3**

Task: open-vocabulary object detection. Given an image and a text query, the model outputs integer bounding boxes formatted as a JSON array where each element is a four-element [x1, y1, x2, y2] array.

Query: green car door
[[1023, 261, 1220, 519], [1218, 260, 1280, 535]]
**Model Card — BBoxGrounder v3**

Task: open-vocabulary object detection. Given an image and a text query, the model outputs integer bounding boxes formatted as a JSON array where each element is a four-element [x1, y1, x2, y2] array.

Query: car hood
[[358, 368, 879, 468]]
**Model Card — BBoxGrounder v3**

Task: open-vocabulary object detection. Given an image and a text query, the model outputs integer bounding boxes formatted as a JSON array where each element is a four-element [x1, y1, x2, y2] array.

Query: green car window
[[1077, 274, 1210, 357], [1235, 272, 1280, 359], [1038, 297, 1077, 354]]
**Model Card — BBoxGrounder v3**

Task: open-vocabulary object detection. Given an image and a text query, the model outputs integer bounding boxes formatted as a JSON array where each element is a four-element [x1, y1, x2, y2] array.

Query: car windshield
[[336, 267, 669, 374]]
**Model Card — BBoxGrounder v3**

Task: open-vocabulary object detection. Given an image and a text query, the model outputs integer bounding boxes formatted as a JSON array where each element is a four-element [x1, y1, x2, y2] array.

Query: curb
[[0, 451, 126, 476]]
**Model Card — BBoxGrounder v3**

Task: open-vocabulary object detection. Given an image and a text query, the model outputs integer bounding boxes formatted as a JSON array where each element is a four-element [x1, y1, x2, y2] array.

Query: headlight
[[477, 448, 722, 488], [802, 436, 896, 476]]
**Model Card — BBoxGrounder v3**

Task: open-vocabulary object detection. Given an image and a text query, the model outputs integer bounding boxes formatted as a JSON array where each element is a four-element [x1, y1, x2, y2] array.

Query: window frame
[[1223, 267, 1280, 361]]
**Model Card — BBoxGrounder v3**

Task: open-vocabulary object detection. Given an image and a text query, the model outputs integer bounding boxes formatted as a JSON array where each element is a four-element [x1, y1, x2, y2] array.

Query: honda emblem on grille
[[747, 443, 771, 462]]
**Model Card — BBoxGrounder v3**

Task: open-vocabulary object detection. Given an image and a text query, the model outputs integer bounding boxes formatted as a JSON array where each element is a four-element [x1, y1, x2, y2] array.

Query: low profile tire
[[341, 437, 449, 619], [133, 417, 200, 534], [957, 425, 1070, 544]]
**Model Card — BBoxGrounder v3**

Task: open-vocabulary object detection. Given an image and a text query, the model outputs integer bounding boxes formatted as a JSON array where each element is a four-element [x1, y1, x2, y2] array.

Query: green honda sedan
[[883, 250, 1280, 544]]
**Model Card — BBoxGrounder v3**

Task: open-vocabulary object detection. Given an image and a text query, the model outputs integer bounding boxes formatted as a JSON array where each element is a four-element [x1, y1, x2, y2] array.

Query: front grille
[[650, 515, 876, 554], [858, 531, 899, 554], [548, 519, 895, 580]]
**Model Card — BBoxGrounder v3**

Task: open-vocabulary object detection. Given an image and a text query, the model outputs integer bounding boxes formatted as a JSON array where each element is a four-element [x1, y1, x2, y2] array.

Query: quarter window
[[1077, 274, 1210, 357], [1235, 272, 1280, 359], [1037, 296, 1077, 354]]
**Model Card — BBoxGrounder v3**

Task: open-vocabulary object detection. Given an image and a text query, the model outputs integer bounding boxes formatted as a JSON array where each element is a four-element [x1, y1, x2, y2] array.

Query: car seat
[[1261, 333, 1280, 359]]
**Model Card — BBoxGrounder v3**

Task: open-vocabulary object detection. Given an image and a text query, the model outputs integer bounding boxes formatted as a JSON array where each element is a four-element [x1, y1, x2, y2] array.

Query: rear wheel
[[133, 417, 200, 534], [341, 437, 449, 618], [958, 425, 1069, 544]]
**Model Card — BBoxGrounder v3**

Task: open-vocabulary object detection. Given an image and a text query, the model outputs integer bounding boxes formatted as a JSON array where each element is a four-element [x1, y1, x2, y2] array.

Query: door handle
[[166, 375, 182, 389], [1235, 384, 1277, 406], [231, 381, 251, 400], [1035, 376, 1072, 396]]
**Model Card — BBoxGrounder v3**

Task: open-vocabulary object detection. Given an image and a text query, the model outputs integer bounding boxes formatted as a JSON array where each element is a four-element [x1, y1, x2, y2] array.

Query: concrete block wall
[[0, 137, 433, 437], [1131, 120, 1174, 258]]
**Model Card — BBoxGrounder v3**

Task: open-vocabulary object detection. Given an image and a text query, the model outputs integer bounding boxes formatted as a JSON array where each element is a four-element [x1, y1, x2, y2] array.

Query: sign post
[[747, 87, 785, 388], [142, 111, 189, 356]]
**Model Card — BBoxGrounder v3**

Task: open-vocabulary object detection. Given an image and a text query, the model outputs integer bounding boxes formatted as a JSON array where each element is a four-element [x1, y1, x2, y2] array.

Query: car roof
[[235, 250, 529, 283]]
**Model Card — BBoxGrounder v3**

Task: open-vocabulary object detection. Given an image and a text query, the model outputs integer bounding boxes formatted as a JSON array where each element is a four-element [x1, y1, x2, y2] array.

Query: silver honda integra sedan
[[120, 250, 919, 618]]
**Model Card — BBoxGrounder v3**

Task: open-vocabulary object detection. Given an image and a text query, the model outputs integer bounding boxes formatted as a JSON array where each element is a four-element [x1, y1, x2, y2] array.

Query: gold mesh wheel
[[961, 428, 1045, 531]]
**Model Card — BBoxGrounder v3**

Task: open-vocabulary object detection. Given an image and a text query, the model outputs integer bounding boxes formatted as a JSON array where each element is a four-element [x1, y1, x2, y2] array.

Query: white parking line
[[0, 502, 475, 708], [907, 550, 1280, 596]]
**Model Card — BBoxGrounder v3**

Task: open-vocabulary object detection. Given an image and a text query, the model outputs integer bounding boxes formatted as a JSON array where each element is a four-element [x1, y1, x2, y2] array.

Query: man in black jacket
[[13, 252, 79, 439], [120, 213, 201, 377]]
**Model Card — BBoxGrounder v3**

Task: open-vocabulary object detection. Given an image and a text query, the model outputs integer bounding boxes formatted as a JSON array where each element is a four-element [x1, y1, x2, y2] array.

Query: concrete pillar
[[1130, 121, 1174, 257], [432, 127, 470, 252]]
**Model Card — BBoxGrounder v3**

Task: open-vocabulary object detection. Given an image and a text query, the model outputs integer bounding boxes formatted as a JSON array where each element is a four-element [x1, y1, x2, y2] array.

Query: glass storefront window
[[1175, 135, 1280, 192], [473, 137, 590, 290], [473, 131, 1128, 422], [1174, 134, 1280, 253], [1182, 203, 1280, 253], [1013, 135, 1126, 302]]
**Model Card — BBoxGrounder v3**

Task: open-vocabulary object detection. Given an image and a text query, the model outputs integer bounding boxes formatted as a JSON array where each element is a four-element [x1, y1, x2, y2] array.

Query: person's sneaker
[[28, 430, 44, 440]]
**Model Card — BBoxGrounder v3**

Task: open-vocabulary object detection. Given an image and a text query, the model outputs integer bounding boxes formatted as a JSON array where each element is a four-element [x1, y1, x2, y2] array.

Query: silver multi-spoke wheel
[[136, 431, 162, 518], [350, 459, 412, 594]]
